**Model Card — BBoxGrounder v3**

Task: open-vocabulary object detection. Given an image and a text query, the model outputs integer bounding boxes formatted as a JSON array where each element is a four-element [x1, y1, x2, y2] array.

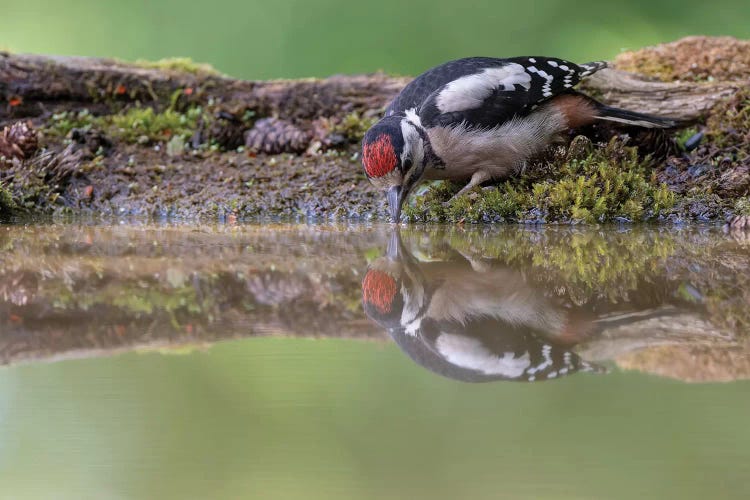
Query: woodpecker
[[361, 230, 604, 382], [361, 57, 677, 221]]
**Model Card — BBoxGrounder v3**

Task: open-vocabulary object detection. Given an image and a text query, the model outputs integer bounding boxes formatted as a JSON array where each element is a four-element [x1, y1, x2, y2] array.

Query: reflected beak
[[387, 185, 402, 223], [386, 227, 403, 259]]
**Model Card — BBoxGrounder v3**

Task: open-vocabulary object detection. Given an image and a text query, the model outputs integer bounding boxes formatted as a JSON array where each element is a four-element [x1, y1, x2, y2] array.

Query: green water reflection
[[0, 223, 749, 499]]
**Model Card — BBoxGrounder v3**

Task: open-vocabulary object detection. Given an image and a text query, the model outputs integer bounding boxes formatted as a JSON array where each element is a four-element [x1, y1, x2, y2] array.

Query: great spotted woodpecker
[[361, 230, 604, 383], [361, 57, 677, 221]]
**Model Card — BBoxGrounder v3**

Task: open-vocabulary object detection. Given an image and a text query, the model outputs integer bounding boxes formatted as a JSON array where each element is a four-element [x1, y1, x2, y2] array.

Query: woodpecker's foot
[[445, 171, 492, 204], [453, 249, 492, 272]]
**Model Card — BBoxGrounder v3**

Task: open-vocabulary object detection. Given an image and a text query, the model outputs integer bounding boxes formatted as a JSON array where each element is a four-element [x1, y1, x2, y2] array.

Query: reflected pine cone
[[245, 271, 309, 305], [0, 271, 39, 306], [244, 118, 312, 154], [0, 121, 39, 162]]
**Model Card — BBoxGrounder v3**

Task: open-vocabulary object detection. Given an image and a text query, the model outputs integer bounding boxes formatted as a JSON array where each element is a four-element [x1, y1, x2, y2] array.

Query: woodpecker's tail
[[595, 104, 678, 129], [579, 60, 608, 77]]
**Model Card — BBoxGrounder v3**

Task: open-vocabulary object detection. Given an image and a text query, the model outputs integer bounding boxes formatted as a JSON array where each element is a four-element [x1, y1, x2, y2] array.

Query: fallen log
[[0, 36, 748, 221]]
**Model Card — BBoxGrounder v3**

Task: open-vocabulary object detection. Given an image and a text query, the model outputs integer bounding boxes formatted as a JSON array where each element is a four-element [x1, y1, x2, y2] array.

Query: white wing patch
[[400, 111, 425, 167], [435, 333, 531, 377], [435, 64, 532, 113], [400, 279, 425, 335]]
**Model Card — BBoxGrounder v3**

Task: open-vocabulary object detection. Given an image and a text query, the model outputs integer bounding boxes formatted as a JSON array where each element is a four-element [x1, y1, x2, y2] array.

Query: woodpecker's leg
[[448, 170, 492, 202], [455, 250, 492, 273]]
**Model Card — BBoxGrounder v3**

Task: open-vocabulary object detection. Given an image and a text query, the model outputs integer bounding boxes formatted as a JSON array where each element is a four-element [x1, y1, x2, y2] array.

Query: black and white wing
[[389, 315, 605, 383], [387, 57, 508, 116], [393, 57, 606, 129]]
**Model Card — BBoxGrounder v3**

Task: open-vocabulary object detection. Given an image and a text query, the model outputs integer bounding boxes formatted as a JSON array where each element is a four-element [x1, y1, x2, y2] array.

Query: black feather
[[595, 104, 678, 128], [387, 56, 608, 130]]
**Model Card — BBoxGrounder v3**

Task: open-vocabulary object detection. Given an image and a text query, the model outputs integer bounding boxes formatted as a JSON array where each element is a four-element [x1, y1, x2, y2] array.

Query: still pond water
[[0, 222, 749, 499]]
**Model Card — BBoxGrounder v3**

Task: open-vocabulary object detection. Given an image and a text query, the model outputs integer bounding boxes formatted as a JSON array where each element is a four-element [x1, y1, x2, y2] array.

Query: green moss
[[332, 111, 378, 142], [674, 126, 699, 151], [706, 87, 750, 158], [42, 105, 204, 145], [733, 197, 750, 216], [405, 137, 675, 223], [43, 109, 97, 138], [133, 57, 220, 76], [0, 182, 16, 214], [402, 226, 679, 304], [617, 59, 675, 82], [107, 106, 202, 144], [50, 278, 217, 330]]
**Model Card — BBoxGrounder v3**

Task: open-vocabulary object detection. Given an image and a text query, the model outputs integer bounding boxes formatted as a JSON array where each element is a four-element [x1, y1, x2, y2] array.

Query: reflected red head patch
[[362, 269, 398, 314], [362, 134, 397, 178]]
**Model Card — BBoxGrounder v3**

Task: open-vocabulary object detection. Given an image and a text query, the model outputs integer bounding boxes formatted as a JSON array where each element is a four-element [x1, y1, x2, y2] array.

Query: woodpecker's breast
[[424, 104, 568, 181]]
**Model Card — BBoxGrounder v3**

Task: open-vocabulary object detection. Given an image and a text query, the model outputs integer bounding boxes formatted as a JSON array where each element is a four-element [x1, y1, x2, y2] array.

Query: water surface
[[0, 223, 748, 499]]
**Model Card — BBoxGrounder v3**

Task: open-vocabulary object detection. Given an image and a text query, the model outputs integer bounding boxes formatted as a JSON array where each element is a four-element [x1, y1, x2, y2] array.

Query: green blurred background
[[1, 339, 749, 500], [2, 0, 749, 79]]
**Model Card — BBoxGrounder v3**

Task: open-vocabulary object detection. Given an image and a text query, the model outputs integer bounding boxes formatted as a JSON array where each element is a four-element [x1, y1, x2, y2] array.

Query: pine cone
[[632, 128, 679, 161], [244, 118, 312, 154], [207, 116, 246, 150], [29, 144, 84, 184], [0, 121, 39, 161]]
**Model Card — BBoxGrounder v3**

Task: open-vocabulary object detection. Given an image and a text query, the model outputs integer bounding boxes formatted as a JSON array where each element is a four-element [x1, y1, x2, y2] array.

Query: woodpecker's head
[[362, 112, 428, 222], [361, 230, 427, 331]]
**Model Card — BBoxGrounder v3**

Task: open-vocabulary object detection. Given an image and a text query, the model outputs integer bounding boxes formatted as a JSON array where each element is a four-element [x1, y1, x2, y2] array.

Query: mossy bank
[[1, 37, 748, 223]]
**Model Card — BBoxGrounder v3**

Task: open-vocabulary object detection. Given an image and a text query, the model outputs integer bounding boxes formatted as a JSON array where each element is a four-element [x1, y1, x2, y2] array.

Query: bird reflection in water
[[362, 230, 606, 383]]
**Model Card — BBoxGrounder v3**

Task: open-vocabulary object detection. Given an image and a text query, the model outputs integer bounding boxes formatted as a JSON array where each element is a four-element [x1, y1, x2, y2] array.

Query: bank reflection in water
[[362, 229, 746, 383], [1, 223, 748, 383]]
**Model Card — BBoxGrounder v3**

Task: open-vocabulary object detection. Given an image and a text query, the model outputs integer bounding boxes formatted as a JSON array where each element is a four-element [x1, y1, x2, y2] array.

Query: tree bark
[[582, 69, 740, 120], [1, 47, 744, 125], [0, 52, 409, 124]]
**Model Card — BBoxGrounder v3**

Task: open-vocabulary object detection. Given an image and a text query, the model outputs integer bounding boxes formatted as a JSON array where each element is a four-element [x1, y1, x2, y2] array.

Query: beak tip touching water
[[387, 186, 402, 223]]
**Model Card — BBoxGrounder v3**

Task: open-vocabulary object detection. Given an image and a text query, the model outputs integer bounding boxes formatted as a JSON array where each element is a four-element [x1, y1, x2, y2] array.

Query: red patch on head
[[362, 269, 398, 314], [362, 134, 397, 178]]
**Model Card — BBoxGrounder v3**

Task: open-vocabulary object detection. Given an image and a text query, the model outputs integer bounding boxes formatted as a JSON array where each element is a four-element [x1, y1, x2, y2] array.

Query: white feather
[[435, 64, 531, 113], [400, 110, 425, 167], [425, 106, 567, 181], [435, 333, 531, 377]]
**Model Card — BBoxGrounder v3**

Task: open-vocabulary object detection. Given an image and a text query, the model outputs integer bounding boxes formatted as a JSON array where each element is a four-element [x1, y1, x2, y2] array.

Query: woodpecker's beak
[[387, 186, 402, 223]]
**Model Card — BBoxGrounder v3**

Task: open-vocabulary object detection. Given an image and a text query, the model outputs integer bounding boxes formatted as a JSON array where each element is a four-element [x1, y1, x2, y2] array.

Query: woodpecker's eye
[[403, 158, 413, 170]]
